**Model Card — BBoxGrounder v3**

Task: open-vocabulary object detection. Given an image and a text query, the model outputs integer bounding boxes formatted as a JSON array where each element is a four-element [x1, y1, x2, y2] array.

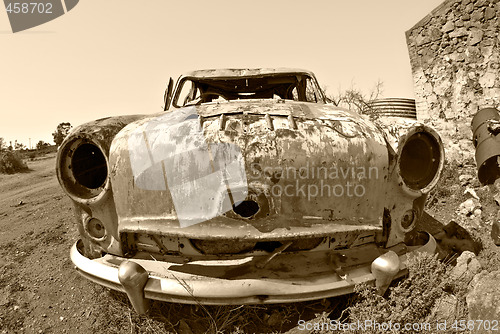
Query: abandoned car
[[56, 68, 444, 313]]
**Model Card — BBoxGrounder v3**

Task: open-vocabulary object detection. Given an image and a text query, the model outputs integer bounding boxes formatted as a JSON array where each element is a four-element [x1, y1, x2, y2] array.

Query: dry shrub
[[0, 151, 29, 174], [345, 252, 451, 334]]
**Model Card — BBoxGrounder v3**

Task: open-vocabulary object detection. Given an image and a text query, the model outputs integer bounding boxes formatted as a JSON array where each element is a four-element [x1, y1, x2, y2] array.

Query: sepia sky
[[0, 0, 443, 148]]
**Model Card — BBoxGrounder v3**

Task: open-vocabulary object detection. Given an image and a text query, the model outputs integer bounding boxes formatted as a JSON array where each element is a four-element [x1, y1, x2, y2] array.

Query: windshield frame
[[171, 72, 327, 108]]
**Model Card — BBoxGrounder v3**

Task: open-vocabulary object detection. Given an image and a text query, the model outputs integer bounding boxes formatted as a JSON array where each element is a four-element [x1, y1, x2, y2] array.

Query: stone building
[[406, 0, 500, 161]]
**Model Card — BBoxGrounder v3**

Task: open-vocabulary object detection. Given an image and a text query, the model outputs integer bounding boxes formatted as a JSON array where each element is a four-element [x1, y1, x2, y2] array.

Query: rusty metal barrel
[[367, 98, 417, 119], [471, 107, 500, 185]]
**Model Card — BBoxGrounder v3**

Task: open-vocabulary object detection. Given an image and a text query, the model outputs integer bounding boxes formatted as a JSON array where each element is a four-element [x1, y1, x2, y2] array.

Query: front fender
[[56, 114, 146, 257]]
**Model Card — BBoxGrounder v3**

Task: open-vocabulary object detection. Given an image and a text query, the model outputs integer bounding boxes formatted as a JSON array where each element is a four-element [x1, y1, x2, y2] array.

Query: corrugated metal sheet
[[367, 98, 417, 119]]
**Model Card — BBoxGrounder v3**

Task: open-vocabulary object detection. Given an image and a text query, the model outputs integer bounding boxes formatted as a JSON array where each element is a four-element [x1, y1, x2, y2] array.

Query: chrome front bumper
[[70, 234, 436, 313]]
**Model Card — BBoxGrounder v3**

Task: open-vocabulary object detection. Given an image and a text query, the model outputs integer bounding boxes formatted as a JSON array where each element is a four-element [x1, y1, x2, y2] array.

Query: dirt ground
[[0, 153, 498, 334], [0, 153, 108, 333]]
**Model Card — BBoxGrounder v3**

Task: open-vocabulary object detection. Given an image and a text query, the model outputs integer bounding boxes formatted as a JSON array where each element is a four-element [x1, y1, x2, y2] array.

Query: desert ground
[[0, 153, 107, 333]]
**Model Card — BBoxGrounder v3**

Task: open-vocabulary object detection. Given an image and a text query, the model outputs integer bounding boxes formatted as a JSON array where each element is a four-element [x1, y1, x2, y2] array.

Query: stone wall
[[406, 0, 500, 162]]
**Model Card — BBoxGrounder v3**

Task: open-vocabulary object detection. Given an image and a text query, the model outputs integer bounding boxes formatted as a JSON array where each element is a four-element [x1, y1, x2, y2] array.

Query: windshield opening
[[173, 74, 325, 107]]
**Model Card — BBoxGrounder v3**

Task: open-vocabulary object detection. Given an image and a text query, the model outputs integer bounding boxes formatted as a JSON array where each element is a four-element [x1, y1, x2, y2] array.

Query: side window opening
[[305, 78, 318, 103], [291, 87, 299, 101], [176, 80, 193, 107], [175, 80, 201, 107]]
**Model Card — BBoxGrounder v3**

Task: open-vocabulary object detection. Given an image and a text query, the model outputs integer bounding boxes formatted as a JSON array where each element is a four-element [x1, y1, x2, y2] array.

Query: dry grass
[[344, 253, 453, 334], [85, 287, 351, 333], [0, 151, 29, 174]]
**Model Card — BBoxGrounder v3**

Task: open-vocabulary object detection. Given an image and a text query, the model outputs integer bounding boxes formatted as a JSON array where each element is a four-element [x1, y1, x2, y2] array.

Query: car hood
[[109, 100, 390, 239]]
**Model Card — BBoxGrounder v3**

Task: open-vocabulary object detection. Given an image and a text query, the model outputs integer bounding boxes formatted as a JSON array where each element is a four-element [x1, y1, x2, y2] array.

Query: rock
[[484, 7, 496, 20], [491, 220, 500, 245], [468, 28, 484, 45], [267, 310, 282, 327], [177, 319, 193, 334], [443, 45, 453, 54], [491, 179, 500, 202], [459, 174, 474, 186], [464, 187, 480, 200], [450, 251, 482, 283], [458, 198, 481, 216], [0, 288, 9, 306], [493, 192, 500, 206], [12, 200, 25, 207], [475, 0, 489, 7], [471, 9, 484, 22], [429, 27, 442, 41], [415, 35, 427, 46], [431, 293, 458, 322], [479, 71, 496, 88], [446, 142, 472, 163], [449, 27, 468, 38], [466, 270, 500, 328], [442, 21, 455, 32], [435, 221, 482, 256], [475, 184, 490, 199]]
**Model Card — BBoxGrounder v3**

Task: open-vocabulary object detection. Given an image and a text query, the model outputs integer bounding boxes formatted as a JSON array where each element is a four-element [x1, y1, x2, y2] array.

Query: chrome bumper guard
[[70, 233, 436, 314]]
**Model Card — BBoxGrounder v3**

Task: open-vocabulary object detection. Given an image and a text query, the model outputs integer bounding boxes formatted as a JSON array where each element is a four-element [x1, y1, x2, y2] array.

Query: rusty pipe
[[471, 107, 500, 185]]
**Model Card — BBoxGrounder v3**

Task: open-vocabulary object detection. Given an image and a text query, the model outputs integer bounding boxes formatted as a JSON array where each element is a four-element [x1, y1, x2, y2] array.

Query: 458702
[[6, 2, 53, 14], [451, 320, 499, 331]]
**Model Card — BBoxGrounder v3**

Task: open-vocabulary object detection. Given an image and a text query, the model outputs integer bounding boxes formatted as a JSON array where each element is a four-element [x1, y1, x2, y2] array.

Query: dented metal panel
[[109, 100, 390, 240]]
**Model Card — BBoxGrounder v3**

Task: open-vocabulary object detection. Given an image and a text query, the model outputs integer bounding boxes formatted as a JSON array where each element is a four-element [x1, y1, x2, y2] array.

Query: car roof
[[180, 68, 316, 79]]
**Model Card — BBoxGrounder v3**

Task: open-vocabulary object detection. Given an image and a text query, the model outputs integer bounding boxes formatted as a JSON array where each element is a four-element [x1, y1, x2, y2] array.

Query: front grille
[[121, 230, 377, 258], [190, 238, 324, 255]]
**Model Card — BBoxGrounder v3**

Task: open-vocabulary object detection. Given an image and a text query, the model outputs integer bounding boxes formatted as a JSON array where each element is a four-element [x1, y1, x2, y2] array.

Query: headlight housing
[[57, 138, 109, 202], [397, 126, 444, 194]]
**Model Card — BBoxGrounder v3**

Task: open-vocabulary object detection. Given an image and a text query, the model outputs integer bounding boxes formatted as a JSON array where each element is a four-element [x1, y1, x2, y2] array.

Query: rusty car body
[[56, 68, 444, 313]]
